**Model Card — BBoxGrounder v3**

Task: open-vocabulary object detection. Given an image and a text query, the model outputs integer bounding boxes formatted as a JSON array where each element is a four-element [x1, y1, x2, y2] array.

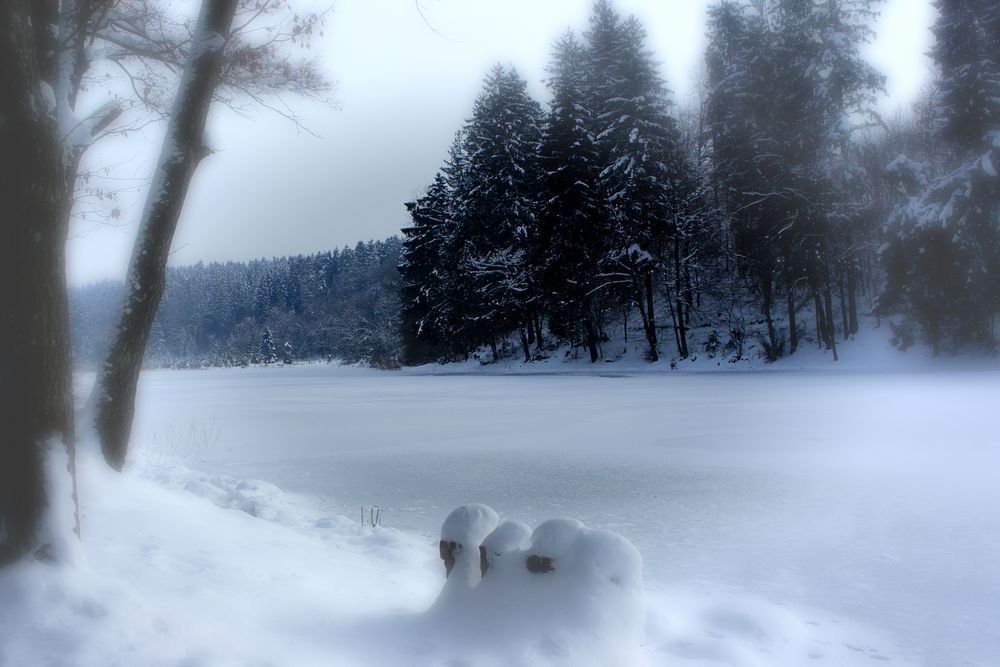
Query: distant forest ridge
[[70, 238, 402, 368]]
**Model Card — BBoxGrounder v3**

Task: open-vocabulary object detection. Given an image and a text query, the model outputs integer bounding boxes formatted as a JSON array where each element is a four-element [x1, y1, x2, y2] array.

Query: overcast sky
[[67, 0, 937, 287]]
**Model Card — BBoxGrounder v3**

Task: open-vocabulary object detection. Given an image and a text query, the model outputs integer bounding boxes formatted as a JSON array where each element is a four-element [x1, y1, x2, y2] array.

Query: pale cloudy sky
[[67, 0, 937, 286]]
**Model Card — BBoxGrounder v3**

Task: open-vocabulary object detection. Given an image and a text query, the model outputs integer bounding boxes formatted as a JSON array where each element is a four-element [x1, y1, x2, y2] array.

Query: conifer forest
[[71, 0, 1000, 367]]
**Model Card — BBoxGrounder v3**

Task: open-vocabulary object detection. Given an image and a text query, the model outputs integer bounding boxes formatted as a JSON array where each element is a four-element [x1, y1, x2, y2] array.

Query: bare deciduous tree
[[0, 0, 330, 566]]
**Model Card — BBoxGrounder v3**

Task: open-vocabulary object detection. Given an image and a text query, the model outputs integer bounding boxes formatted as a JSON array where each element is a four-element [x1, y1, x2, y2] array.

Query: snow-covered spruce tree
[[401, 132, 477, 360], [879, 0, 1000, 353], [933, 0, 1000, 150], [674, 66, 730, 359], [589, 8, 700, 361], [537, 31, 610, 363], [259, 327, 278, 365], [0, 0, 79, 566], [705, 1, 778, 357], [778, 0, 882, 360], [706, 0, 882, 361], [453, 65, 545, 360], [401, 174, 454, 363]]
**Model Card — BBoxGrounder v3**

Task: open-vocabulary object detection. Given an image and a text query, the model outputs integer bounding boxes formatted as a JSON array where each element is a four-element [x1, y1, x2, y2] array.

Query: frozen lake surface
[[132, 364, 1000, 665]]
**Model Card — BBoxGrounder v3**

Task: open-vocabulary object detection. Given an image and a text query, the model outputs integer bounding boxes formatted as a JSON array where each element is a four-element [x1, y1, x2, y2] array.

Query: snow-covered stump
[[480, 519, 532, 577], [437, 504, 499, 586], [432, 505, 646, 666]]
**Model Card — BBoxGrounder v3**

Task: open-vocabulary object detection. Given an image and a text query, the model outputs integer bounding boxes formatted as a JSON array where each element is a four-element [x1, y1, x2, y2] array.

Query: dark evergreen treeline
[[401, 2, 708, 364], [71, 238, 402, 368], [399, 0, 1000, 363], [70, 1, 1000, 369], [879, 0, 1000, 354]]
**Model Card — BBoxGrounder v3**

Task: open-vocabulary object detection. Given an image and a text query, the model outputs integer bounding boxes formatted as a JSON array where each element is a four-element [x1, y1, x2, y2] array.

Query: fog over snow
[[8, 357, 988, 666], [9, 0, 1000, 665]]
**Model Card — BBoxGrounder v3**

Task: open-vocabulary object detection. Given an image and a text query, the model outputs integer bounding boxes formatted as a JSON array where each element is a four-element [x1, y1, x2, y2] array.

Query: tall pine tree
[[538, 32, 609, 362]]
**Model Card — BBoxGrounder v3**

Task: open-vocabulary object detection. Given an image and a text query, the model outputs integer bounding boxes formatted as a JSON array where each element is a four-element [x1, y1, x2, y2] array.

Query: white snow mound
[[431, 506, 646, 667]]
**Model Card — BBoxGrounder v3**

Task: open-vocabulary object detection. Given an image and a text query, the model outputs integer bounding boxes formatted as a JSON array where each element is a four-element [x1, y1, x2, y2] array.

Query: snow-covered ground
[[4, 355, 998, 666]]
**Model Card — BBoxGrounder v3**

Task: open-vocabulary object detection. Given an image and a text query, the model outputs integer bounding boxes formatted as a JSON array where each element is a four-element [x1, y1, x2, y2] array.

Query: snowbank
[[430, 508, 646, 666], [0, 451, 913, 666], [402, 315, 999, 376]]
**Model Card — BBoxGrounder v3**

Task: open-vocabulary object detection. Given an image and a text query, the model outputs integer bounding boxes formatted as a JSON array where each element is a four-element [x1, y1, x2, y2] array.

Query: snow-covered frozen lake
[[131, 363, 1000, 665]]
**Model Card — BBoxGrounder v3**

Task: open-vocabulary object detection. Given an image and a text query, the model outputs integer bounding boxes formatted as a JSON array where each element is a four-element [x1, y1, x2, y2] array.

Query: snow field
[[9, 352, 996, 666], [124, 359, 998, 665], [0, 450, 914, 667]]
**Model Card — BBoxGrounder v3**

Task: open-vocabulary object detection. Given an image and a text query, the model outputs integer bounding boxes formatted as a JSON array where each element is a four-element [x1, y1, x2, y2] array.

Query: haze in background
[[67, 0, 936, 287]]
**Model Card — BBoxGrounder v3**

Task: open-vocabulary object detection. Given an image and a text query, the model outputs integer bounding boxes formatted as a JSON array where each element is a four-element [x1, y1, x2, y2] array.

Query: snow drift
[[430, 507, 646, 666]]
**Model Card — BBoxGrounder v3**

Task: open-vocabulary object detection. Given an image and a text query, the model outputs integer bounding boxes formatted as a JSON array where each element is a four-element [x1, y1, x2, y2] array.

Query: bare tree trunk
[[673, 239, 689, 358], [762, 290, 778, 362], [847, 263, 859, 335], [0, 0, 78, 566], [813, 288, 826, 348], [821, 245, 838, 361], [533, 311, 544, 352], [583, 298, 600, 363], [666, 286, 682, 357], [643, 270, 659, 362], [838, 268, 849, 341], [787, 287, 798, 354], [94, 0, 239, 471], [631, 266, 655, 360], [683, 239, 694, 324], [824, 281, 839, 361], [584, 321, 599, 363]]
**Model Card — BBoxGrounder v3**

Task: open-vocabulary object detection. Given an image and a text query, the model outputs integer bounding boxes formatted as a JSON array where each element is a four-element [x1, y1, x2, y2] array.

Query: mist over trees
[[67, 0, 1000, 372], [399, 0, 1000, 363], [71, 239, 402, 368], [401, 2, 710, 364], [1, 0, 330, 565], [878, 0, 1000, 354]]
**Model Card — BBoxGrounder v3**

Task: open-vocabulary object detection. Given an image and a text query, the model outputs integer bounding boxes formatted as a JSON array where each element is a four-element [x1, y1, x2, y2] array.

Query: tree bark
[[643, 270, 659, 362], [683, 239, 694, 324], [847, 263, 859, 335], [583, 299, 600, 363], [821, 244, 838, 361], [824, 281, 839, 361], [0, 0, 78, 566], [673, 239, 689, 359], [533, 311, 544, 352], [787, 287, 798, 354], [762, 290, 778, 362], [813, 288, 826, 348], [666, 285, 681, 355], [838, 269, 849, 341], [94, 0, 239, 471]]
